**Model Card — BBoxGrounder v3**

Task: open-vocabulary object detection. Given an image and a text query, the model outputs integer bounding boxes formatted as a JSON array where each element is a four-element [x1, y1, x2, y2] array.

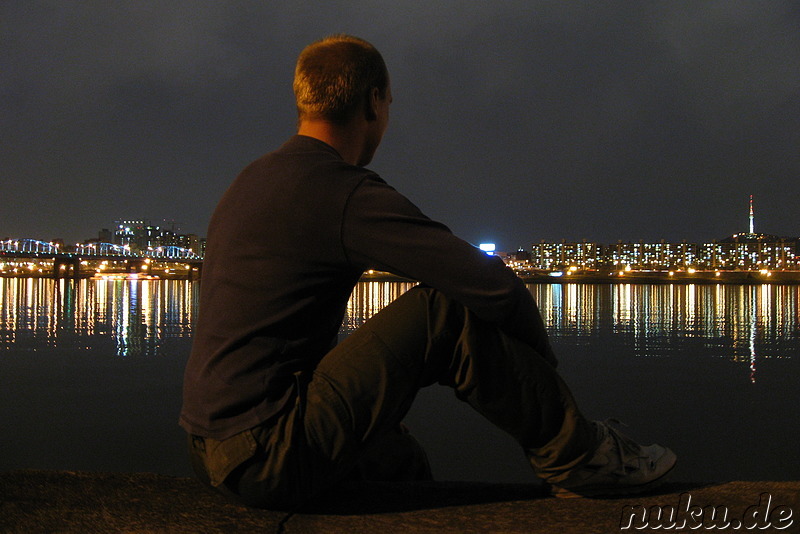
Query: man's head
[[293, 35, 389, 125]]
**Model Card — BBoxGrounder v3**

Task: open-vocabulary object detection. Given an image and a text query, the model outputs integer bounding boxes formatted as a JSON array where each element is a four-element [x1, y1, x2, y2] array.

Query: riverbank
[[360, 269, 800, 285], [3, 269, 800, 284], [520, 270, 800, 284], [2, 470, 798, 533]]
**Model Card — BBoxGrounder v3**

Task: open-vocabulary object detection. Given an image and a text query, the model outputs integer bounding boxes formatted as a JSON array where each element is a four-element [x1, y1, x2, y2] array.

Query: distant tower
[[749, 195, 755, 234]]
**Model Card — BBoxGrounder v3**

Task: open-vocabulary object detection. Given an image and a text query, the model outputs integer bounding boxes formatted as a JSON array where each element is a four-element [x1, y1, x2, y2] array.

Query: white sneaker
[[550, 420, 677, 498]]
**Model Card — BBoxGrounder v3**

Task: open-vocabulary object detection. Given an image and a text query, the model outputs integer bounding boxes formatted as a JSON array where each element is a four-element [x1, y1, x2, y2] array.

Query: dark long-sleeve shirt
[[180, 135, 553, 440]]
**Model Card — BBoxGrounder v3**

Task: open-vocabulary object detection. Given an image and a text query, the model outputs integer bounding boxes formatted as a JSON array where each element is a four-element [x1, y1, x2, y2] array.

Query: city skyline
[[1, 194, 798, 255], [3, 3, 799, 250], [4, 192, 799, 274]]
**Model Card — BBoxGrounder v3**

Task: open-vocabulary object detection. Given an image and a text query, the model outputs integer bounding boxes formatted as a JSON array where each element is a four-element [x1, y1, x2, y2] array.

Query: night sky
[[3, 2, 799, 251]]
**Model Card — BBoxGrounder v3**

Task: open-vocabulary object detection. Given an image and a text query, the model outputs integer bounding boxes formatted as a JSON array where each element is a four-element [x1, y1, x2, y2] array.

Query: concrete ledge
[[2, 470, 798, 533]]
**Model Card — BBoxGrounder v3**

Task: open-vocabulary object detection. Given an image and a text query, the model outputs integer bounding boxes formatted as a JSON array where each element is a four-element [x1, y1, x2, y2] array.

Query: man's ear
[[364, 87, 379, 121]]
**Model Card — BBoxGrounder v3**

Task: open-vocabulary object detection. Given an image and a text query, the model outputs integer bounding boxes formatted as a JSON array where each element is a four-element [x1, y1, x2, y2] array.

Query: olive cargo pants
[[188, 286, 596, 510]]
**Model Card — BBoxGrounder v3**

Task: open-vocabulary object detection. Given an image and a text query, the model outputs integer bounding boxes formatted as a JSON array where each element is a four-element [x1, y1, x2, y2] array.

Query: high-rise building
[[104, 219, 203, 256], [530, 240, 601, 270], [113, 219, 161, 252]]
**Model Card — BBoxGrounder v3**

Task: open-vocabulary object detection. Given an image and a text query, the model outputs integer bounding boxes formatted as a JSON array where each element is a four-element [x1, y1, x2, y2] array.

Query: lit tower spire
[[749, 195, 754, 234]]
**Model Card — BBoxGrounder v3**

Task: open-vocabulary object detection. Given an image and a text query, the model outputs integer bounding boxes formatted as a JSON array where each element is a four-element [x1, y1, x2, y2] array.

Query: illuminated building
[[530, 240, 601, 270], [526, 239, 797, 272], [705, 238, 798, 270], [524, 197, 798, 272], [109, 220, 203, 256], [528, 239, 796, 273], [160, 231, 202, 255], [113, 219, 158, 252], [604, 241, 695, 271]]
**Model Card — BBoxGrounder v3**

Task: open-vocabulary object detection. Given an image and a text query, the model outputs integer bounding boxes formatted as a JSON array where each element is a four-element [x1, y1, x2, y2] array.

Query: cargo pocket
[[203, 429, 259, 487]]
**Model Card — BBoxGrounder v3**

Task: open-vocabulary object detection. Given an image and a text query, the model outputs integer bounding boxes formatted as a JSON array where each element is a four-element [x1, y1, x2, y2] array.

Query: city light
[[1, 198, 798, 280], [479, 243, 496, 255]]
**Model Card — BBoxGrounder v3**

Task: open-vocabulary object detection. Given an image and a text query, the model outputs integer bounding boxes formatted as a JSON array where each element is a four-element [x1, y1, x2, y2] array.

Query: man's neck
[[297, 120, 367, 166]]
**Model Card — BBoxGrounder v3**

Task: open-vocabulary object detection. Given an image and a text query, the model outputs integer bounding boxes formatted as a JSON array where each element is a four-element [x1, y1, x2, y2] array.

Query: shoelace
[[600, 419, 651, 475]]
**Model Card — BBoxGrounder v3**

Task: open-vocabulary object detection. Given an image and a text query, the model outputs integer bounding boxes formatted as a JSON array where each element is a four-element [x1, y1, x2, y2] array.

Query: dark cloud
[[2, 2, 798, 249]]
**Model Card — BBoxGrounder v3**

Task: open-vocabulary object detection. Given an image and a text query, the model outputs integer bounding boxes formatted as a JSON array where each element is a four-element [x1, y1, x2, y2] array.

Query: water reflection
[[2, 278, 797, 482], [1, 279, 797, 370], [341, 282, 799, 379], [533, 283, 799, 381], [341, 281, 418, 334], [0, 278, 197, 357]]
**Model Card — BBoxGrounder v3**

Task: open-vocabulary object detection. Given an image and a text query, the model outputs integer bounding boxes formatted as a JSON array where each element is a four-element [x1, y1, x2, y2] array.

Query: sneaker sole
[[550, 455, 677, 499]]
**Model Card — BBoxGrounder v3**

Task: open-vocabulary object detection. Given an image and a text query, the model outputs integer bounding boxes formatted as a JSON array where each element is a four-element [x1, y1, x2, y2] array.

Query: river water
[[1, 278, 798, 483]]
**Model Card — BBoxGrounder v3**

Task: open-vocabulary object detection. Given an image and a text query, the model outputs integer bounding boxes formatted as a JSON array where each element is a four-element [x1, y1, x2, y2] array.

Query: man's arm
[[341, 176, 557, 366]]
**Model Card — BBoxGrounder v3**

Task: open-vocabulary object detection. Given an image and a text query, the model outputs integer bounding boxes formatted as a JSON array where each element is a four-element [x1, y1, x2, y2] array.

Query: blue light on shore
[[479, 243, 496, 255]]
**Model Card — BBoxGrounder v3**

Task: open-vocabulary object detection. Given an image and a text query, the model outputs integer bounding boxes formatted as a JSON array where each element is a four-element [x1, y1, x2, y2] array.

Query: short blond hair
[[293, 35, 388, 124]]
